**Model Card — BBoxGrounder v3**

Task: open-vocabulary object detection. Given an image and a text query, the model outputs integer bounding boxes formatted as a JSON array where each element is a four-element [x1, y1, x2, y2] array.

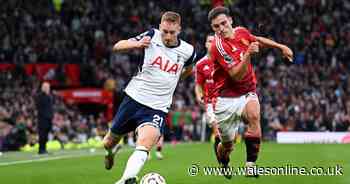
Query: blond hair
[[161, 11, 181, 25]]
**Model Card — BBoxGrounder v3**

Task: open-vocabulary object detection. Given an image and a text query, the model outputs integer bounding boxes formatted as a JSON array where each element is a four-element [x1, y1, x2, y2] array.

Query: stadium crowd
[[1, 0, 350, 151]]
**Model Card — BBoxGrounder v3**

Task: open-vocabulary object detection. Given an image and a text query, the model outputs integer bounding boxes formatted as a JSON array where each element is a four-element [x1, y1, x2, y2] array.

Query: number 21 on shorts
[[152, 114, 164, 127]]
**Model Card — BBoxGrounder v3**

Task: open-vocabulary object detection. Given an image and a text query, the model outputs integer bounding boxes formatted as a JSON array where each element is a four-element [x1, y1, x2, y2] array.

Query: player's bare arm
[[195, 84, 204, 105], [228, 42, 259, 80], [255, 36, 293, 62], [112, 36, 151, 52]]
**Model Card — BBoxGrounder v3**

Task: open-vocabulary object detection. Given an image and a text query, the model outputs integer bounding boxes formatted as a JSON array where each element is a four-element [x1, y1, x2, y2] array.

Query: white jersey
[[124, 29, 196, 112]]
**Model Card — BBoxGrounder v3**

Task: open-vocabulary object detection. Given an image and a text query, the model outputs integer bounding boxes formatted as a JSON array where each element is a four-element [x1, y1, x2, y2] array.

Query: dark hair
[[161, 11, 181, 25], [208, 6, 230, 22]]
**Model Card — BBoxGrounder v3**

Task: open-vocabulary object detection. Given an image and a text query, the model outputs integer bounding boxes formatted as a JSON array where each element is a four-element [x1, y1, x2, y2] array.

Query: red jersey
[[195, 56, 216, 104], [210, 27, 257, 97]]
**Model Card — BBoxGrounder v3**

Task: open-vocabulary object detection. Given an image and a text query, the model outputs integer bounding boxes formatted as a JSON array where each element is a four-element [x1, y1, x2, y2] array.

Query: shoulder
[[233, 26, 255, 41], [233, 26, 250, 34], [178, 39, 195, 57], [196, 56, 209, 67]]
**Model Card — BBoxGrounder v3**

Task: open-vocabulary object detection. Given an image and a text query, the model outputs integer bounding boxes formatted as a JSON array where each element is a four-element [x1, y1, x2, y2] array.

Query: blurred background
[[0, 0, 350, 152]]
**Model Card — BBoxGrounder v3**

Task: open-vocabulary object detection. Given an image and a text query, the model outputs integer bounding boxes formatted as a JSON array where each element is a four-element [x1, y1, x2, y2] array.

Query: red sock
[[244, 136, 261, 162]]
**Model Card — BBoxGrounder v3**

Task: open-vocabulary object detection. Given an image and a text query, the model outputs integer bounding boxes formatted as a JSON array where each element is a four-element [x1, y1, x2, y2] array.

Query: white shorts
[[214, 92, 259, 142]]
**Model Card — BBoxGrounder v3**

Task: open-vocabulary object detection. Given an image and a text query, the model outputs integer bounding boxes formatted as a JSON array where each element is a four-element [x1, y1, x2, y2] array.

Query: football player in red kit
[[207, 6, 293, 179], [195, 34, 220, 143]]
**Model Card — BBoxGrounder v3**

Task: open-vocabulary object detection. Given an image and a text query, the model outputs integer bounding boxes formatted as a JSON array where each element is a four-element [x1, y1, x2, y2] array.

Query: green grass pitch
[[0, 142, 349, 184]]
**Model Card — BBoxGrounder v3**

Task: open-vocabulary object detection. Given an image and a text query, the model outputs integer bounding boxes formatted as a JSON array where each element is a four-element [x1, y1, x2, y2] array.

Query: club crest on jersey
[[151, 56, 180, 74], [223, 54, 234, 64]]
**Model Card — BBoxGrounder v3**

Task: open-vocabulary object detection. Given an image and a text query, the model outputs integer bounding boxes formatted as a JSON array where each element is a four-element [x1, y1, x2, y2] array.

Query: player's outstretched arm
[[255, 36, 293, 62], [112, 36, 151, 52]]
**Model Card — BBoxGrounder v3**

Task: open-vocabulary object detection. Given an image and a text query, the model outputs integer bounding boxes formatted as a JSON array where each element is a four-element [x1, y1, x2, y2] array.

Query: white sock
[[121, 146, 148, 180]]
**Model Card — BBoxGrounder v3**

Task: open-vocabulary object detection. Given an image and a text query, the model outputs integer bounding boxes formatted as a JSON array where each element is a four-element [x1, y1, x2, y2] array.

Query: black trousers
[[38, 118, 52, 153]]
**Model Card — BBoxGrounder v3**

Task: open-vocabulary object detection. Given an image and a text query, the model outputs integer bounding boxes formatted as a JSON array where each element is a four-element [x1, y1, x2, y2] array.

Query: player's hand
[[196, 96, 204, 106], [247, 42, 259, 55], [280, 45, 293, 62], [137, 36, 151, 48]]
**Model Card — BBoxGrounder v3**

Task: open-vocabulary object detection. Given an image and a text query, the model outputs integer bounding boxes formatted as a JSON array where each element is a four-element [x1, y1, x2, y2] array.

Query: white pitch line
[[0, 152, 104, 167], [0, 142, 194, 167]]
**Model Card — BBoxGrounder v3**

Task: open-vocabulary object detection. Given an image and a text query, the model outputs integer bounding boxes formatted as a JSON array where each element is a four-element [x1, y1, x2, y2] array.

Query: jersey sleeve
[[184, 49, 197, 67], [129, 29, 155, 41], [195, 65, 205, 86]]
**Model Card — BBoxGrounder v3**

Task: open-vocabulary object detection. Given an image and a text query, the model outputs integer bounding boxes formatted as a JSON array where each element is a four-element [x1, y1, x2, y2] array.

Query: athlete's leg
[[118, 125, 160, 182], [103, 95, 137, 170], [103, 130, 123, 170], [242, 96, 261, 177], [213, 96, 247, 179], [213, 121, 237, 180], [216, 140, 233, 163]]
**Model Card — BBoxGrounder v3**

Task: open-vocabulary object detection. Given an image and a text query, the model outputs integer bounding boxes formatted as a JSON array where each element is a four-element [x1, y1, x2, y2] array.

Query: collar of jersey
[[163, 38, 181, 48]]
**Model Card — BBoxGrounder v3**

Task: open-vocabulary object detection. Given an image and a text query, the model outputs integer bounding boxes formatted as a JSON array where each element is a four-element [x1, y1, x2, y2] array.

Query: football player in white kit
[[103, 11, 196, 184]]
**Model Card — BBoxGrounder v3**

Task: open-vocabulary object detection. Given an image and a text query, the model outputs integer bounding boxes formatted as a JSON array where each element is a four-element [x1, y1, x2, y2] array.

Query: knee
[[136, 136, 156, 151], [136, 134, 154, 151], [136, 125, 160, 150]]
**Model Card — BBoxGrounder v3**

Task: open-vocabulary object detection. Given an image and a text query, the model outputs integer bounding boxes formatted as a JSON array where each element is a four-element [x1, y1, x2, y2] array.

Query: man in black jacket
[[36, 82, 54, 154]]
